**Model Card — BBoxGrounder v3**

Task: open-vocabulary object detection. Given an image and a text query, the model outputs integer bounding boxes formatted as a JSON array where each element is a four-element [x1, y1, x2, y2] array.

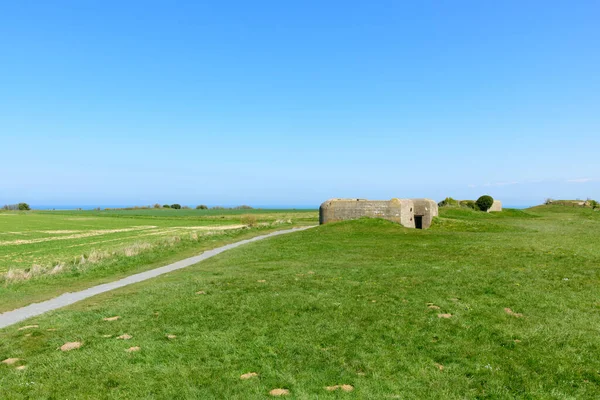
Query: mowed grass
[[0, 209, 317, 312], [1, 206, 599, 398], [0, 209, 317, 270]]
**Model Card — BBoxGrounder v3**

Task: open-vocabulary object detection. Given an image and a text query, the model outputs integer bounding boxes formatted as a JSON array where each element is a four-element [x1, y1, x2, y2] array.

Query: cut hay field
[[0, 209, 317, 312], [1, 206, 599, 398]]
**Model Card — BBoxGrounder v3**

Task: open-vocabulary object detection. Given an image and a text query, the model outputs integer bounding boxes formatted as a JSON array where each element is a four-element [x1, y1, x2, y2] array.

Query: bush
[[162, 204, 171, 208], [234, 205, 254, 210], [438, 197, 459, 207], [196, 205, 208, 210], [153, 203, 161, 209], [18, 203, 31, 211], [171, 204, 181, 210], [476, 195, 494, 212], [240, 214, 257, 227], [590, 200, 599, 209], [460, 200, 478, 210]]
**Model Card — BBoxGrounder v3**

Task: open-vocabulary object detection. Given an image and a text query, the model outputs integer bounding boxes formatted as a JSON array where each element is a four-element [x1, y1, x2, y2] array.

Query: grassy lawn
[[0, 209, 317, 312], [1, 206, 599, 398], [0, 209, 317, 271]]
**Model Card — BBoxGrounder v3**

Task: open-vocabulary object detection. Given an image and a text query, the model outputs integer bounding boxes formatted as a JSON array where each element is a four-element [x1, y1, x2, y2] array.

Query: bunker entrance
[[414, 215, 423, 229]]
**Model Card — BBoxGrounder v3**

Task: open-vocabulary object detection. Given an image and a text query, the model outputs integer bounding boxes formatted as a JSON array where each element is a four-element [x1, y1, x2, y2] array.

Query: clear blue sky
[[1, 1, 599, 208]]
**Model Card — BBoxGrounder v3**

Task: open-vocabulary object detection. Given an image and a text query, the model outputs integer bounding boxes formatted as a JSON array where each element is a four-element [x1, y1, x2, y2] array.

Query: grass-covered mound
[[1, 208, 599, 398]]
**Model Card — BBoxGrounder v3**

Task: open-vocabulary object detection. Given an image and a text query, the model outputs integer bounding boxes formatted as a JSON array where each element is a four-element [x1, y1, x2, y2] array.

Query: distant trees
[[162, 204, 171, 208], [2, 203, 30, 211], [196, 205, 208, 210], [476, 195, 494, 212], [209, 205, 254, 210], [170, 204, 181, 209], [153, 203, 161, 209]]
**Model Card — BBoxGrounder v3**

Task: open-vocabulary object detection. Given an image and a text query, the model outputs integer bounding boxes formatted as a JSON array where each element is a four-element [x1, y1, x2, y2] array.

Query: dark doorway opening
[[414, 215, 423, 229]]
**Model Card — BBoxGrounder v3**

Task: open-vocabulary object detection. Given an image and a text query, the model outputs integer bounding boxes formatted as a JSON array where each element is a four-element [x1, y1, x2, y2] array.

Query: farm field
[[0, 209, 317, 312], [0, 205, 599, 398]]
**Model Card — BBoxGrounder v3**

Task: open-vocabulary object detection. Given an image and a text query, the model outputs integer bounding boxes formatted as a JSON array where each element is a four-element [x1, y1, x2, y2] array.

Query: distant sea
[[31, 205, 319, 210], [31, 204, 536, 210]]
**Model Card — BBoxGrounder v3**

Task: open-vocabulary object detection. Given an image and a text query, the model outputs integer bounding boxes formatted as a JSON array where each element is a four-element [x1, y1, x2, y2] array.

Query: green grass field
[[1, 206, 599, 398], [0, 209, 317, 312]]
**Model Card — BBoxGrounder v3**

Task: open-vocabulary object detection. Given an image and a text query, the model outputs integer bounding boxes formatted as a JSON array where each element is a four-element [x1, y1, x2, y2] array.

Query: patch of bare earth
[[117, 334, 132, 340], [269, 388, 289, 396], [126, 346, 140, 353], [166, 334, 177, 340], [504, 308, 523, 317], [2, 358, 20, 365], [240, 372, 258, 379], [325, 385, 354, 392], [427, 303, 440, 310], [435, 363, 444, 371], [60, 342, 83, 351], [437, 313, 452, 319], [196, 291, 206, 295], [16, 365, 27, 370], [103, 316, 120, 321]]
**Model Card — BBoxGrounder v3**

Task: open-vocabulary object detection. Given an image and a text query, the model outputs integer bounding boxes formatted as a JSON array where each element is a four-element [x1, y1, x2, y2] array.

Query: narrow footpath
[[0, 226, 315, 329]]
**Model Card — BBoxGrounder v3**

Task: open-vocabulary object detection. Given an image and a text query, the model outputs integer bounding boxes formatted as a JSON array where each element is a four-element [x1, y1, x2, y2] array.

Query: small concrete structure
[[488, 200, 502, 212], [319, 198, 438, 229]]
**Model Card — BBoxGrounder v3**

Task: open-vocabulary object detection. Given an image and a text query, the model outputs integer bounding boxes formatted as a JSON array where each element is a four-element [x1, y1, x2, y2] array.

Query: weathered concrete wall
[[412, 198, 438, 229], [488, 200, 502, 212], [319, 199, 404, 225], [319, 198, 438, 229], [399, 199, 415, 228]]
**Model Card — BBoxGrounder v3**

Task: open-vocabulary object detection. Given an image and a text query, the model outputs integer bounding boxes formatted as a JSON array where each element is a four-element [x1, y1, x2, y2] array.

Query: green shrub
[[240, 214, 257, 227], [18, 203, 31, 211], [162, 204, 171, 208], [589, 200, 599, 209], [171, 204, 181, 210], [476, 195, 494, 212], [460, 200, 478, 210], [196, 205, 208, 210], [438, 197, 459, 207]]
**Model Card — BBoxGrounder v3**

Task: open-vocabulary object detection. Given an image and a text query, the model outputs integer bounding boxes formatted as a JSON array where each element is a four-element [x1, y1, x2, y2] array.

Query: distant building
[[319, 198, 438, 229]]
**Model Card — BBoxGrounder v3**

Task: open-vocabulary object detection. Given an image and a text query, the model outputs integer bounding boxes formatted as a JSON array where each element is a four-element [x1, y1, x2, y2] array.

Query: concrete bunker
[[319, 198, 438, 229], [488, 200, 502, 212]]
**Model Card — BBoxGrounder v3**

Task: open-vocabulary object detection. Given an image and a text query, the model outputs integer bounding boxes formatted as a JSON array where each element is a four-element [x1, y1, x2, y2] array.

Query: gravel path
[[0, 226, 315, 329]]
